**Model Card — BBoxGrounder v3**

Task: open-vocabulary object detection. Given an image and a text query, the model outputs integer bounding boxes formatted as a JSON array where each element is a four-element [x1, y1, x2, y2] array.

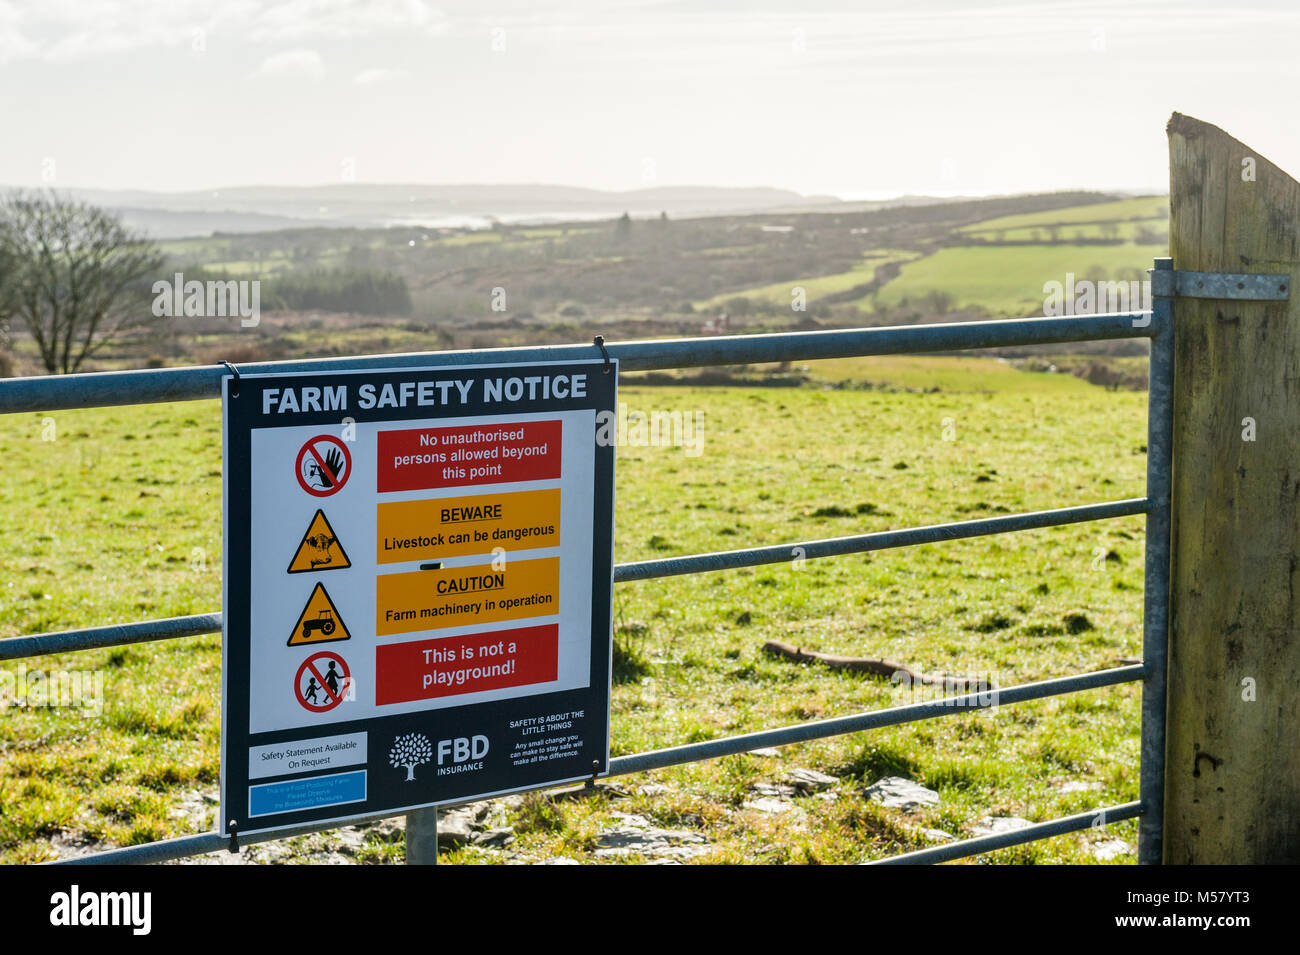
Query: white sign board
[[220, 359, 616, 837]]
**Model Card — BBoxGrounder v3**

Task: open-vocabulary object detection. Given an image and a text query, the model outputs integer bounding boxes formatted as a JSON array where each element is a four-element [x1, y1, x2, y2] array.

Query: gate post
[[1164, 112, 1300, 862], [1138, 258, 1174, 865]]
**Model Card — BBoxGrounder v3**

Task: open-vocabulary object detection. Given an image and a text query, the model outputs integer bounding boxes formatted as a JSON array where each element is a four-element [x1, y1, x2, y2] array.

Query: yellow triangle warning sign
[[287, 509, 351, 574], [287, 582, 351, 646]]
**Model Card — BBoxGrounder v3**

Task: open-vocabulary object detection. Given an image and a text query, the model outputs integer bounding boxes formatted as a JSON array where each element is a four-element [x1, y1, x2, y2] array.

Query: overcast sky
[[2, 0, 1298, 198]]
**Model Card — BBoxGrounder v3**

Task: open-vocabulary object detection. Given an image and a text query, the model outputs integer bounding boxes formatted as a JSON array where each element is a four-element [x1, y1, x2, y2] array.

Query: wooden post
[[1165, 112, 1300, 863]]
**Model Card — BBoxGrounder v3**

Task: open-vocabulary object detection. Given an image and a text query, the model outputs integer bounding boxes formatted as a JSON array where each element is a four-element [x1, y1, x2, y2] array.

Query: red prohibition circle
[[295, 435, 352, 497], [295, 650, 352, 713]]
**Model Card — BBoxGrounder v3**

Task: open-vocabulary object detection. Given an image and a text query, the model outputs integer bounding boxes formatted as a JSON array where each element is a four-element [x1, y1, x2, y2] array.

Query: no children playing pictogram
[[296, 435, 352, 497], [295, 650, 352, 713]]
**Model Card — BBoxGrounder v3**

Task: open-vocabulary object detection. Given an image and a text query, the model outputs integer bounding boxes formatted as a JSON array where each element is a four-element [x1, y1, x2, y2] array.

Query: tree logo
[[389, 733, 432, 782]]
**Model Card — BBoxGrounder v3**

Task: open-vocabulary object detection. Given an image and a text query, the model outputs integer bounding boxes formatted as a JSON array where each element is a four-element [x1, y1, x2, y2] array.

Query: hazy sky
[[2, 0, 1298, 197]]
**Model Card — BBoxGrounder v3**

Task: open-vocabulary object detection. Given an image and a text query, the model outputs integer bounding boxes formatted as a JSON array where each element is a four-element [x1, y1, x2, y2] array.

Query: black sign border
[[220, 359, 616, 838]]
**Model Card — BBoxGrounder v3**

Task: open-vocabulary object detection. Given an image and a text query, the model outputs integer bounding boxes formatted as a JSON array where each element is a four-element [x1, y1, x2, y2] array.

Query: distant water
[[381, 210, 628, 230]]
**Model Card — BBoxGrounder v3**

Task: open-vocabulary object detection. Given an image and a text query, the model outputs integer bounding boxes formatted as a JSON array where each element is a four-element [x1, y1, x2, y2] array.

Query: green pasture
[[956, 196, 1168, 234], [693, 250, 919, 311], [962, 221, 1165, 243], [0, 356, 1149, 863], [870, 243, 1166, 316]]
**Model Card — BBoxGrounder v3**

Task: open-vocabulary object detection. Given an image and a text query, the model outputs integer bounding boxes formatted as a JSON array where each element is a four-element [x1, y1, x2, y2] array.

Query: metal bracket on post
[[1149, 266, 1290, 301]]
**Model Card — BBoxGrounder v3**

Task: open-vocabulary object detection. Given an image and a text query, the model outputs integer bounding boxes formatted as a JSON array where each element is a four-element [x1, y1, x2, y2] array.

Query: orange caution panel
[[376, 488, 560, 564], [376, 556, 559, 636]]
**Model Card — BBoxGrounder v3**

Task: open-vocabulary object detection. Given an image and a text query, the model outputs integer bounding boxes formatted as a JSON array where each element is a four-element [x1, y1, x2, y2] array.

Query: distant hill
[[3, 181, 1164, 239], [8, 183, 854, 238]]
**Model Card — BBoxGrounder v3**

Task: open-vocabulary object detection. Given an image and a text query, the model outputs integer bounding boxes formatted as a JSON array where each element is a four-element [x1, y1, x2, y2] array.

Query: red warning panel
[[377, 420, 562, 493], [375, 624, 559, 704]]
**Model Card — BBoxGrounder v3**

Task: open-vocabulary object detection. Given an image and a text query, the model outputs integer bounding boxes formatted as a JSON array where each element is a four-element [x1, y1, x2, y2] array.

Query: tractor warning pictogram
[[295, 650, 352, 713], [296, 435, 352, 497], [287, 582, 352, 647], [287, 509, 352, 574]]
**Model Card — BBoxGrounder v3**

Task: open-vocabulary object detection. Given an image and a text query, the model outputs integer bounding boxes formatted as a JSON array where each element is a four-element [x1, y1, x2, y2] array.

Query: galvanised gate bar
[[4, 255, 1275, 866]]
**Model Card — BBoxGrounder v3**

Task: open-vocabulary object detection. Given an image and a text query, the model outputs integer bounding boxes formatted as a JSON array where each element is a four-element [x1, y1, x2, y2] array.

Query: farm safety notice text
[[260, 373, 588, 415]]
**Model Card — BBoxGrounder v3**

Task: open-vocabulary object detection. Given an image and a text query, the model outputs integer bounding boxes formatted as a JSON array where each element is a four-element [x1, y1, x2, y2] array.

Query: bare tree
[[0, 191, 164, 374]]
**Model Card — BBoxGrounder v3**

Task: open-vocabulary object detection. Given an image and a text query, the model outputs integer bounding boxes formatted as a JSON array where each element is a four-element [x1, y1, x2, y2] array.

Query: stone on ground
[[863, 776, 940, 811]]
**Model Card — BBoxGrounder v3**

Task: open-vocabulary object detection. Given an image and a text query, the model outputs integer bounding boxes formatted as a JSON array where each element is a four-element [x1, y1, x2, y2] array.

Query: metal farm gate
[[0, 255, 1288, 865]]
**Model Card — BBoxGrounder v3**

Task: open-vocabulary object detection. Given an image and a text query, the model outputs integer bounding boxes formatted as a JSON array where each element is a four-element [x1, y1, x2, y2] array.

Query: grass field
[[800, 354, 1077, 392], [0, 356, 1151, 864], [692, 250, 920, 311], [961, 222, 1163, 243], [955, 196, 1168, 234], [682, 196, 1167, 322], [870, 243, 1166, 316]]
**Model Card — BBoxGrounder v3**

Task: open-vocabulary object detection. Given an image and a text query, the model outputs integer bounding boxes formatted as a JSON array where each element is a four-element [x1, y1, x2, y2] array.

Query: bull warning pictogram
[[287, 509, 352, 574], [287, 582, 352, 647]]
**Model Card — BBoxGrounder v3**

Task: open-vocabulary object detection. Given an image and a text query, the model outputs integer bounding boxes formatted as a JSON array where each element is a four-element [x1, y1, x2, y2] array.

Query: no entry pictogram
[[294, 650, 352, 712], [296, 435, 352, 497]]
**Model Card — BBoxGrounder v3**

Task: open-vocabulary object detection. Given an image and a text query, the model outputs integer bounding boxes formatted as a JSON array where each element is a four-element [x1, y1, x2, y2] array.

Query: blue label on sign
[[249, 770, 367, 817]]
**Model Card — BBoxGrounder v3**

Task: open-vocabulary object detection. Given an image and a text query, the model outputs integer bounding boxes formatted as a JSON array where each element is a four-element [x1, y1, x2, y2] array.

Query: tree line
[[260, 268, 411, 316]]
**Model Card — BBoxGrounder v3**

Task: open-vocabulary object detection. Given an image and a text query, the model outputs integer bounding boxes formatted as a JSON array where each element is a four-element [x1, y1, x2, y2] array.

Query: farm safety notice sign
[[219, 359, 616, 838]]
